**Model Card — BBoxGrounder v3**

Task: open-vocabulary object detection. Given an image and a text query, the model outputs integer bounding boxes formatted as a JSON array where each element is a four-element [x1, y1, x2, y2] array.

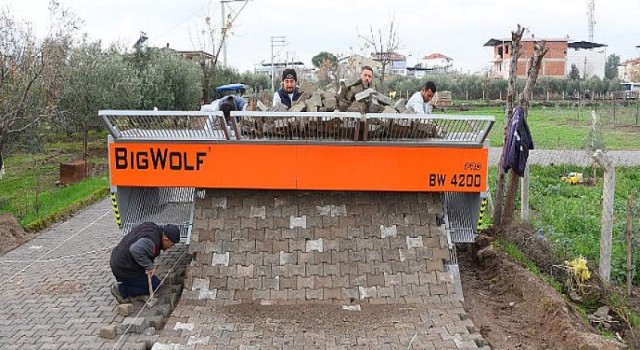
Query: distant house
[[484, 38, 568, 79], [175, 50, 216, 67], [619, 57, 640, 82], [421, 53, 454, 73], [371, 52, 407, 76], [253, 61, 315, 83], [484, 37, 606, 79]]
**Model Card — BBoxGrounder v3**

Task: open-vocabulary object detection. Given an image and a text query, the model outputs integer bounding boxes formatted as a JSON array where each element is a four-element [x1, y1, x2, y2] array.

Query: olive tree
[[57, 40, 140, 159]]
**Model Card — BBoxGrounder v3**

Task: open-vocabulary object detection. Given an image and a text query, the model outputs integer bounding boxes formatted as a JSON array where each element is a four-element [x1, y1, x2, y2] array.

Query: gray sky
[[4, 0, 640, 74]]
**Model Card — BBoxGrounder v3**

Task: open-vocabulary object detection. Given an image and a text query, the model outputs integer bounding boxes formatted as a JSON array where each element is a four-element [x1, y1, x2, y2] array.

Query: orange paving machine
[[100, 110, 494, 251]]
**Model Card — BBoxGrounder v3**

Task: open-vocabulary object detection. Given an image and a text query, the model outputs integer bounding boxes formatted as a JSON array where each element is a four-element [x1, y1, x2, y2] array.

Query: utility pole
[[220, 0, 249, 67], [270, 36, 286, 92]]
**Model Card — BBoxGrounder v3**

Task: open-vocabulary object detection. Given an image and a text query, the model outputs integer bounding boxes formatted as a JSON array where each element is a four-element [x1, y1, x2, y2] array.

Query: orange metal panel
[[109, 142, 488, 192]]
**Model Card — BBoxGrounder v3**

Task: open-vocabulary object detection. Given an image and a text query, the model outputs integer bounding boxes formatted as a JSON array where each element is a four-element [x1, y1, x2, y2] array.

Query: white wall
[[566, 47, 606, 79]]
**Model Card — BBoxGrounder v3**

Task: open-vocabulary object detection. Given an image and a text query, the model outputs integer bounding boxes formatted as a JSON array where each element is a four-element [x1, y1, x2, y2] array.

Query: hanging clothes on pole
[[503, 106, 534, 176]]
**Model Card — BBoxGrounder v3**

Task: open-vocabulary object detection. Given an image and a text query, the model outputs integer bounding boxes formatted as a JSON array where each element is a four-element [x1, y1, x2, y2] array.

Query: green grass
[[488, 164, 640, 284], [450, 105, 640, 150], [0, 135, 109, 230]]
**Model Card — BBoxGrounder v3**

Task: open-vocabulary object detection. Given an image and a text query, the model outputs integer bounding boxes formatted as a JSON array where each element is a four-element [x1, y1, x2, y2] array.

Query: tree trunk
[[493, 25, 524, 228], [502, 40, 548, 227], [593, 149, 614, 283]]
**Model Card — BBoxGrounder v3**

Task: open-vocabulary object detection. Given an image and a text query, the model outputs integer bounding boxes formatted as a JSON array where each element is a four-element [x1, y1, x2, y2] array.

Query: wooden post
[[627, 194, 633, 296], [521, 166, 529, 221], [593, 149, 615, 283]]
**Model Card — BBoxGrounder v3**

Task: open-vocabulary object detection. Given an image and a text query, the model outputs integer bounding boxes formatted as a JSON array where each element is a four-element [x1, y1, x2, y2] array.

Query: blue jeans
[[116, 274, 161, 298]]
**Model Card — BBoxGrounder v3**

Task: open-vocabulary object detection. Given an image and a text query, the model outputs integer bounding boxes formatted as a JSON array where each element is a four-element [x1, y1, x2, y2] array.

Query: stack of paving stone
[[258, 81, 409, 114], [243, 82, 440, 140]]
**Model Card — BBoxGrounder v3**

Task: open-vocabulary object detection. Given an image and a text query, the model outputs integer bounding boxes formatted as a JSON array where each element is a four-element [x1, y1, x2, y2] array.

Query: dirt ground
[[458, 245, 625, 350], [0, 212, 27, 255]]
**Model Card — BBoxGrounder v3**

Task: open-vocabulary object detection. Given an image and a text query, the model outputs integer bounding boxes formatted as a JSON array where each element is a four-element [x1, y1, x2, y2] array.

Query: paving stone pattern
[[151, 190, 487, 349], [184, 190, 454, 304], [0, 199, 185, 350]]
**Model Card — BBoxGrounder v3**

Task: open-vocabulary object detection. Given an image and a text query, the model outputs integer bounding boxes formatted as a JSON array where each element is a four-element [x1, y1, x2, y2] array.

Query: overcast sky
[[4, 0, 640, 74]]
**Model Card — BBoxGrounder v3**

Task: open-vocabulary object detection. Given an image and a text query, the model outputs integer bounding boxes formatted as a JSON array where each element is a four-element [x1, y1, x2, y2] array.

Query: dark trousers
[[116, 274, 161, 298]]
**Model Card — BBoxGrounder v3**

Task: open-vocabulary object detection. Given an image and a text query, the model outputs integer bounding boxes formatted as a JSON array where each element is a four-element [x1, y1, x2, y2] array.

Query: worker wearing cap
[[407, 81, 437, 114], [200, 95, 247, 113], [109, 222, 181, 303], [272, 68, 302, 108]]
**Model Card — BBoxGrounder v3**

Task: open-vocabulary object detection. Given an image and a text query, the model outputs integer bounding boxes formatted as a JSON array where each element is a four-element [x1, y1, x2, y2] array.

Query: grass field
[[451, 104, 640, 150]]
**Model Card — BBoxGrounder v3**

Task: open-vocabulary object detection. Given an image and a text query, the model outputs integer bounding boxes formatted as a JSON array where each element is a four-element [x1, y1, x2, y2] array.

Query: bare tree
[[501, 40, 547, 227], [493, 25, 524, 228], [358, 18, 400, 89]]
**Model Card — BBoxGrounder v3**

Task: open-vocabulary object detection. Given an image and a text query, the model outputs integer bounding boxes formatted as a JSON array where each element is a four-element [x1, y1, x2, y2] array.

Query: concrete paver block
[[212, 252, 230, 266], [99, 325, 116, 339], [173, 322, 194, 332], [380, 225, 397, 238], [290, 215, 307, 228]]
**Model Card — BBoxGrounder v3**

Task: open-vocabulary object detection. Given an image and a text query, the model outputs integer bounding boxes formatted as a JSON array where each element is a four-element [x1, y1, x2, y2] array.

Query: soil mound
[[0, 212, 26, 255]]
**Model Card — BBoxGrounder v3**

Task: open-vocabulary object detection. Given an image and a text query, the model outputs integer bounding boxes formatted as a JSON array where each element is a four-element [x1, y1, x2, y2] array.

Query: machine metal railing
[[99, 110, 494, 146]]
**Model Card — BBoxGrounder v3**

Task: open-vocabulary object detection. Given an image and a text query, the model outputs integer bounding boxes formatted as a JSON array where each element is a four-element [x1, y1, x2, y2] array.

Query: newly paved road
[[0, 199, 188, 350]]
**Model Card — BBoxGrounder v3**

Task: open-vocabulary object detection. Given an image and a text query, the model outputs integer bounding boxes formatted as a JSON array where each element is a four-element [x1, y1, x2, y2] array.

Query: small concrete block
[[380, 225, 397, 238], [306, 238, 324, 252], [147, 316, 166, 329], [212, 252, 230, 266], [437, 270, 455, 284], [317, 204, 347, 217], [151, 343, 179, 350], [355, 88, 375, 101], [143, 327, 156, 336], [174, 322, 195, 331], [280, 251, 296, 265], [256, 100, 268, 111], [290, 215, 307, 229], [99, 325, 117, 339], [212, 197, 227, 209], [237, 265, 255, 278], [116, 303, 134, 317], [198, 289, 217, 300], [406, 236, 424, 249], [290, 102, 306, 112], [398, 248, 407, 262], [384, 273, 402, 286], [250, 206, 266, 219], [122, 317, 145, 333], [358, 286, 377, 299], [187, 336, 211, 346], [375, 92, 393, 106], [394, 98, 408, 113], [192, 278, 210, 291]]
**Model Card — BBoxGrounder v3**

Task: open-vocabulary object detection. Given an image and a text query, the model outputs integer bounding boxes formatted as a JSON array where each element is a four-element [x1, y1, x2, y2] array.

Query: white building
[[565, 41, 607, 79], [420, 53, 453, 73]]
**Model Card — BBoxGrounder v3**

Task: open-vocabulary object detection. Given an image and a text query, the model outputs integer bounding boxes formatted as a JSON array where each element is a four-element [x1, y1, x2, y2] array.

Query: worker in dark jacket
[[109, 222, 181, 303], [272, 68, 302, 108]]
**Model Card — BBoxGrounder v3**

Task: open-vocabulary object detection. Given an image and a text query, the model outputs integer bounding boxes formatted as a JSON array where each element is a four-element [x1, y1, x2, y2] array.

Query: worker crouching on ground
[[109, 222, 181, 303]]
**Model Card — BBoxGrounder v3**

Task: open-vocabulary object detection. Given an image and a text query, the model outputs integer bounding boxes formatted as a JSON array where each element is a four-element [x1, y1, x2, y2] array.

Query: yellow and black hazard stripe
[[476, 196, 488, 232], [111, 192, 122, 228]]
